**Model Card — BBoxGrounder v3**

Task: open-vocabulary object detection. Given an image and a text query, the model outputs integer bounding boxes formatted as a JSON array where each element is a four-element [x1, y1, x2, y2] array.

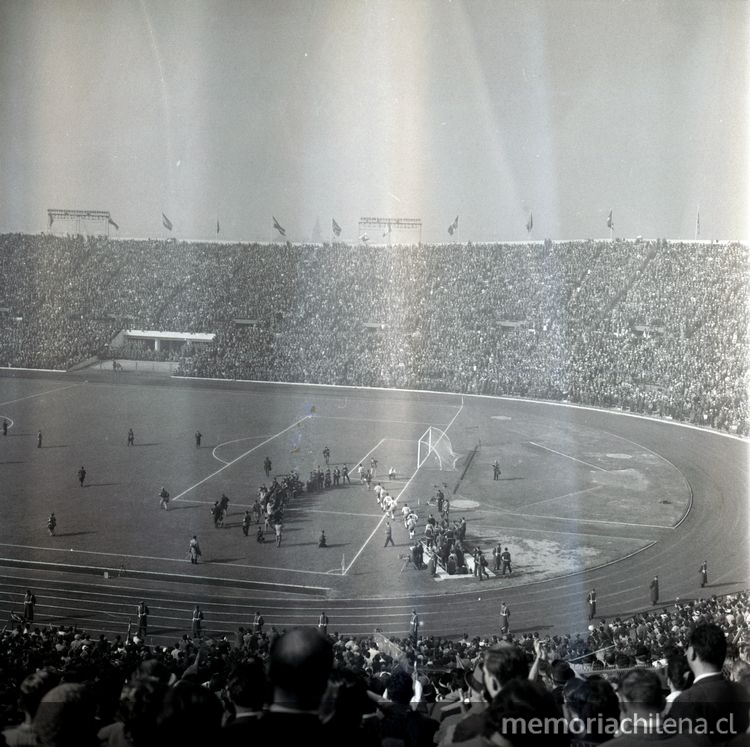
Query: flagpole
[[695, 205, 700, 240]]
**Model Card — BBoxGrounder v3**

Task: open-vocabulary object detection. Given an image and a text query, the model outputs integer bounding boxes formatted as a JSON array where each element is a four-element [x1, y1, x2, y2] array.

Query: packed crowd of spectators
[[1, 592, 749, 746], [1, 233, 747, 434]]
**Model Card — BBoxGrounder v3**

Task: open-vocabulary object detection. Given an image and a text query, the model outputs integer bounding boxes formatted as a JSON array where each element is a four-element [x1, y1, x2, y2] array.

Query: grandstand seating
[[0, 234, 747, 434]]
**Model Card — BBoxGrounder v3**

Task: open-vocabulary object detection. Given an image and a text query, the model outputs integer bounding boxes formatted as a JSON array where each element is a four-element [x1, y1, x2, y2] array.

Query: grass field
[[0, 371, 691, 599], [0, 370, 747, 639]]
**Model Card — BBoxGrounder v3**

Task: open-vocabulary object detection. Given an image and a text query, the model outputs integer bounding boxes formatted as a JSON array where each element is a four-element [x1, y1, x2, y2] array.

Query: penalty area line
[[211, 434, 276, 464], [173, 416, 312, 502], [0, 382, 85, 408], [343, 400, 465, 576], [528, 441, 608, 472]]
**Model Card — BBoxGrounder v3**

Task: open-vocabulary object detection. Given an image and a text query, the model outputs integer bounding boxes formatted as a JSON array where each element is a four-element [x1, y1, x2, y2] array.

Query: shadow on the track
[[40, 444, 68, 449], [133, 442, 161, 447], [705, 581, 744, 588], [54, 531, 97, 538], [85, 482, 121, 488]]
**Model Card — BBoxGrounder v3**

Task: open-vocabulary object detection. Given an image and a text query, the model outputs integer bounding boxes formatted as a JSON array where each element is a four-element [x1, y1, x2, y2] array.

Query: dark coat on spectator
[[378, 702, 439, 747], [666, 673, 749, 744]]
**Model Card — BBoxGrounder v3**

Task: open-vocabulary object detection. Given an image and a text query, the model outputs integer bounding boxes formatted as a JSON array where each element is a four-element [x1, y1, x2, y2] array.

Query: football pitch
[[0, 370, 746, 639]]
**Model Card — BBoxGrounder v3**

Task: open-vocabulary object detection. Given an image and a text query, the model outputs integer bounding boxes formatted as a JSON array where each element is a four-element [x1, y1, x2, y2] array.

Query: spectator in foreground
[[33, 683, 98, 747], [2, 668, 60, 747], [154, 679, 222, 747], [97, 671, 168, 747], [481, 678, 571, 747], [562, 677, 620, 746], [255, 627, 347, 745], [663, 652, 693, 713], [668, 623, 749, 743], [218, 658, 268, 746], [370, 667, 439, 747], [458, 641, 530, 742], [605, 668, 709, 747]]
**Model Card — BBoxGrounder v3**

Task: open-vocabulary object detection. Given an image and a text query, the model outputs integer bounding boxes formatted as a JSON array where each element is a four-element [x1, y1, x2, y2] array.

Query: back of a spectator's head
[[483, 678, 570, 747], [19, 668, 61, 719], [688, 623, 727, 671], [326, 669, 376, 719], [615, 652, 632, 669], [34, 683, 97, 747], [666, 652, 693, 691], [563, 677, 619, 728], [387, 668, 414, 705], [368, 674, 386, 696], [118, 675, 167, 746], [226, 658, 267, 710], [618, 668, 665, 714], [155, 679, 222, 747], [551, 660, 574, 686], [268, 627, 333, 709], [136, 658, 171, 685], [484, 642, 529, 694]]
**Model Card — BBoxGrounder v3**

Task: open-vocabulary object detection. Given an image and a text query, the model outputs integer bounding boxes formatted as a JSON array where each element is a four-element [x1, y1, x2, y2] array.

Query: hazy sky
[[0, 0, 747, 242]]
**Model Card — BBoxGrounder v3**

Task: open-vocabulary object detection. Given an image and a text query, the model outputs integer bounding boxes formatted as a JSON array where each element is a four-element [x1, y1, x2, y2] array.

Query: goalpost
[[417, 426, 460, 471]]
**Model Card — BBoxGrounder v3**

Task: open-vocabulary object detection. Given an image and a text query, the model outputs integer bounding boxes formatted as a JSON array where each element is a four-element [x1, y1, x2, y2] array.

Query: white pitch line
[[0, 382, 84, 407], [0, 545, 334, 578], [211, 435, 275, 464], [343, 400, 465, 576], [316, 415, 450, 427], [172, 415, 312, 502], [528, 441, 608, 471], [520, 485, 602, 508]]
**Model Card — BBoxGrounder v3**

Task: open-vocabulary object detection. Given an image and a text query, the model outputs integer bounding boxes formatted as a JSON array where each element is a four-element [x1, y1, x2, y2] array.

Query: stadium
[[0, 2, 748, 746]]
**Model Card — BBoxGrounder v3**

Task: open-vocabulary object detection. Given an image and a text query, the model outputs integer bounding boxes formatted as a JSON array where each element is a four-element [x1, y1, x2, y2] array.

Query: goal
[[417, 426, 459, 471]]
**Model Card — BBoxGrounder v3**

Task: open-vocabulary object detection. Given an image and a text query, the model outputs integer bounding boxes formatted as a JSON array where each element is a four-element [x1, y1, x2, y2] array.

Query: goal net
[[417, 426, 460, 471]]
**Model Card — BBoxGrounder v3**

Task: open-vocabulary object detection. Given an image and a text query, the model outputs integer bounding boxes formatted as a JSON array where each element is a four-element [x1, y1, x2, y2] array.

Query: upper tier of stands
[[0, 234, 747, 434]]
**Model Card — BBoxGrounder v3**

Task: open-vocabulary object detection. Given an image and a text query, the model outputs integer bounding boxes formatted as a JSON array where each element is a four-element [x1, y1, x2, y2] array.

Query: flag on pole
[[526, 212, 533, 233], [696, 206, 700, 239], [448, 215, 459, 235], [48, 214, 54, 228], [359, 233, 369, 243], [162, 213, 173, 231], [108, 218, 119, 230], [332, 218, 342, 237], [382, 222, 392, 238], [273, 216, 286, 237], [606, 209, 613, 230], [216, 219, 220, 235]]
